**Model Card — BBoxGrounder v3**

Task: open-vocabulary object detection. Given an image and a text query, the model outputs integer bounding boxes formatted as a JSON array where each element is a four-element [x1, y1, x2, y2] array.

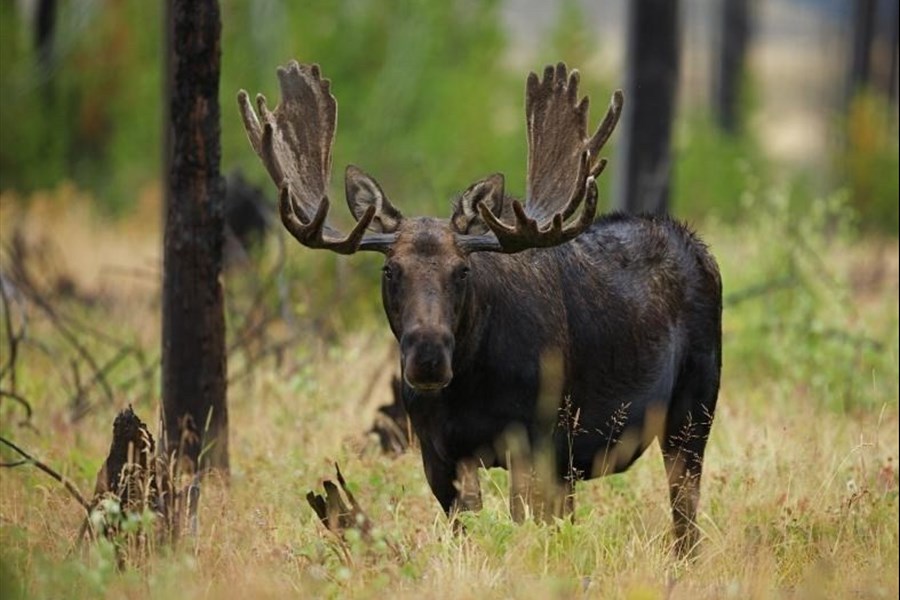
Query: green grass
[[0, 187, 897, 599]]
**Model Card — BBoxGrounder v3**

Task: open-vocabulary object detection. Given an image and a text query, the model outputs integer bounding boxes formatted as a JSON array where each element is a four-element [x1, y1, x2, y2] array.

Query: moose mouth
[[404, 379, 449, 393], [401, 357, 452, 392]]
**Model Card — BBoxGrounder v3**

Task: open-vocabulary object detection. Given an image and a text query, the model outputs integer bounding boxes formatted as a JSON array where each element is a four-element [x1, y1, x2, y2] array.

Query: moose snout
[[401, 328, 454, 392]]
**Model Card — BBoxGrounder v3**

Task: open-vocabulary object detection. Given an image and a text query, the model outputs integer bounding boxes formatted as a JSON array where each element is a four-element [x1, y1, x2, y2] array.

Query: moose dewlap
[[238, 61, 722, 556]]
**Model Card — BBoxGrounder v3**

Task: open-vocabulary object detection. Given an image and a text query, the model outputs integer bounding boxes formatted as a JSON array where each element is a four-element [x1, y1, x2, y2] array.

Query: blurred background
[[0, 6, 898, 594], [0, 0, 897, 338], [1, 0, 897, 222]]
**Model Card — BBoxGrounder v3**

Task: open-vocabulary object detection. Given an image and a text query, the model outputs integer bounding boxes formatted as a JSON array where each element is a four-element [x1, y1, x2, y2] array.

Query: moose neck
[[452, 250, 550, 374], [450, 256, 491, 374]]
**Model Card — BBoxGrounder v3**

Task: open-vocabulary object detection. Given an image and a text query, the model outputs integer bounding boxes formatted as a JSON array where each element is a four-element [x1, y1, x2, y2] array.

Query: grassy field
[[0, 186, 897, 599]]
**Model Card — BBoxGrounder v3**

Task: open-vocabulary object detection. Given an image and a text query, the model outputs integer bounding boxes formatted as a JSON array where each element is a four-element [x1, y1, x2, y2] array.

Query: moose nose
[[401, 328, 454, 391]]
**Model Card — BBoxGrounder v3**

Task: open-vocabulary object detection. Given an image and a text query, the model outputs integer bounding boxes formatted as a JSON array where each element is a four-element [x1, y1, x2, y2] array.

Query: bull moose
[[238, 61, 721, 555]]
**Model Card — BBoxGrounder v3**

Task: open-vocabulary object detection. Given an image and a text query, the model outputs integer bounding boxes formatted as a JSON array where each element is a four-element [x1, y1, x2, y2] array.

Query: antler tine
[[279, 184, 387, 255], [586, 90, 624, 176], [471, 174, 599, 254], [237, 90, 262, 153], [239, 61, 390, 254]]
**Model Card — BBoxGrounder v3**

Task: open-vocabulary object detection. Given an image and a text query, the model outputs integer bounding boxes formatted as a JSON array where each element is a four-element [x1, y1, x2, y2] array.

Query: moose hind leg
[[662, 439, 705, 557], [661, 357, 718, 557]]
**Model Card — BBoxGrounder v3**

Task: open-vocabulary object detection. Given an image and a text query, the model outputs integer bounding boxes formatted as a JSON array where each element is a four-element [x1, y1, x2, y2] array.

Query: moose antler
[[237, 62, 392, 254], [525, 63, 622, 221], [459, 63, 622, 254]]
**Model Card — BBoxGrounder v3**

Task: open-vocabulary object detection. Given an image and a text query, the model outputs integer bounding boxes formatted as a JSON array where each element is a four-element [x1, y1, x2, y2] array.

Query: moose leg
[[509, 451, 573, 523], [661, 357, 718, 557], [508, 451, 533, 523], [421, 445, 484, 521], [661, 439, 705, 557], [421, 444, 459, 516], [454, 457, 483, 512]]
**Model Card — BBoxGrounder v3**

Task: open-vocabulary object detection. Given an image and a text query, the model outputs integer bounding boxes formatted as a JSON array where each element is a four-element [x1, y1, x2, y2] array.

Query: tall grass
[[0, 178, 897, 598]]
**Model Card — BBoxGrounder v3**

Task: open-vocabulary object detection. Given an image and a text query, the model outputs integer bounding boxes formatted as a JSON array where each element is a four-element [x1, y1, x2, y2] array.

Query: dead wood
[[306, 463, 373, 540]]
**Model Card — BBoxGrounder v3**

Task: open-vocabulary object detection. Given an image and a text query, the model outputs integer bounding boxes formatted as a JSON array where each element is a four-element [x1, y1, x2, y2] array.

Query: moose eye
[[455, 266, 470, 282], [383, 265, 398, 280]]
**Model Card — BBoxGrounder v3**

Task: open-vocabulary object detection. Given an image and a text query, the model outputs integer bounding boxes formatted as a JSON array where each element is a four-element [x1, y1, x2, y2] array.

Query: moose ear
[[451, 173, 506, 235], [345, 165, 404, 233]]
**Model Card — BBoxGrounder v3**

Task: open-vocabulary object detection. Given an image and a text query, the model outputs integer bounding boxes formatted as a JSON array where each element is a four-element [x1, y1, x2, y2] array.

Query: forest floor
[[0, 187, 897, 599]]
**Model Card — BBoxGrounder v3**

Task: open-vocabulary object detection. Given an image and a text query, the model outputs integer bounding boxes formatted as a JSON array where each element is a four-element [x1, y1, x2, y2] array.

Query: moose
[[238, 61, 721, 555]]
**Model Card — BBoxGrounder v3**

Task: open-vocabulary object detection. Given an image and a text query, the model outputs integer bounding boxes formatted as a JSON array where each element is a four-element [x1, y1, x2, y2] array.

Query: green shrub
[[720, 187, 898, 413], [836, 91, 899, 235]]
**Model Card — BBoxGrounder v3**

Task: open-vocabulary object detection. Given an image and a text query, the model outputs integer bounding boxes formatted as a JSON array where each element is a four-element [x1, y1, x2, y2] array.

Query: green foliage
[[547, 0, 595, 69], [0, 1, 163, 213], [672, 114, 770, 222], [1, 0, 524, 216], [0, 529, 27, 600], [224, 0, 523, 215], [718, 186, 898, 413], [837, 91, 900, 235]]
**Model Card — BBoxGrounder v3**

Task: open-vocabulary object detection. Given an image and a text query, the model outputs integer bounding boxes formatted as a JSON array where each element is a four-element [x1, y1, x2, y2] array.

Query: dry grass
[[0, 185, 897, 599]]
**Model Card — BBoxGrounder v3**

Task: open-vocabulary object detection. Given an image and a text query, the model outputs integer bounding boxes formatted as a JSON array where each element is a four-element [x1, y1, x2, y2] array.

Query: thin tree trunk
[[848, 0, 876, 103], [712, 0, 750, 134], [886, 0, 898, 109], [614, 0, 680, 215], [162, 0, 228, 474], [34, 0, 56, 82]]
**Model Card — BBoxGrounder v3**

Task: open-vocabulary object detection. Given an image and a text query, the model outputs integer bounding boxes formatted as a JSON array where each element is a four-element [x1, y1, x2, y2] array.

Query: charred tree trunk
[[34, 0, 56, 79], [614, 0, 680, 215], [848, 0, 876, 103], [712, 0, 750, 134], [890, 1, 898, 109], [162, 0, 228, 474]]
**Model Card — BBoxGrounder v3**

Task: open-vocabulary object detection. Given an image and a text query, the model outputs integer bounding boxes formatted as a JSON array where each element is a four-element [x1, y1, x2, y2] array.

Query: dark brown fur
[[374, 210, 721, 556]]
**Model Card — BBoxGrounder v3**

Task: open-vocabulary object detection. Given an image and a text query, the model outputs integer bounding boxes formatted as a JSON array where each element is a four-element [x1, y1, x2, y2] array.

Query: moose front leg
[[454, 457, 483, 513], [508, 449, 574, 523], [421, 445, 482, 519]]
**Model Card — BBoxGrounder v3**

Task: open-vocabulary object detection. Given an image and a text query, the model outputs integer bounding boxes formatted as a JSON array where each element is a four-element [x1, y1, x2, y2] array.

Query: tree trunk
[[883, 0, 898, 109], [848, 0, 876, 103], [34, 0, 56, 78], [162, 0, 228, 474], [712, 0, 750, 134], [614, 0, 680, 215]]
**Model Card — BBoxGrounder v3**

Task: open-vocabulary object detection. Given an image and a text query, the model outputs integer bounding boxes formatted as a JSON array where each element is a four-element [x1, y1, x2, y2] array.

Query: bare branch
[[0, 435, 91, 513], [0, 389, 34, 426]]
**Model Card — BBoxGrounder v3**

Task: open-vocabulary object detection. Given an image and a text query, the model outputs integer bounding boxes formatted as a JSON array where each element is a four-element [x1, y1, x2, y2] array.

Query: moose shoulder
[[239, 62, 722, 556]]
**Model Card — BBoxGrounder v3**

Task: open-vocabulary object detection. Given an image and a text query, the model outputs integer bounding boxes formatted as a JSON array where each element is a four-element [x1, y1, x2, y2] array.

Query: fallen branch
[[0, 435, 91, 513], [2, 236, 115, 405], [724, 275, 797, 307]]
